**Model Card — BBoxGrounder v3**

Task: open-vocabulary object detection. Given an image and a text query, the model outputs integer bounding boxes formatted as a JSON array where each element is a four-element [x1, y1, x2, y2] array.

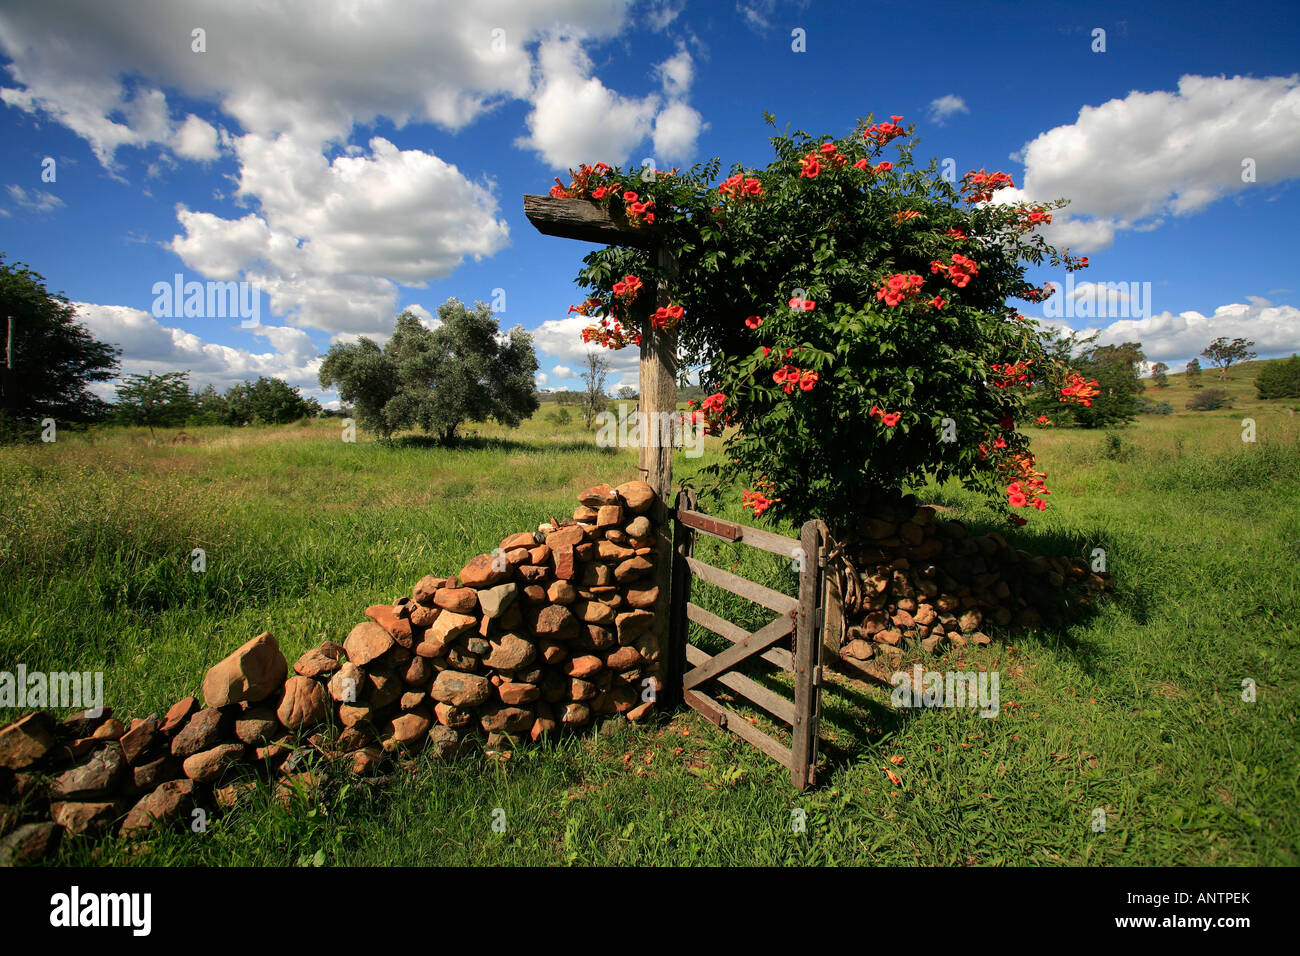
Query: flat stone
[[615, 609, 656, 644], [276, 675, 329, 730], [625, 515, 652, 538], [430, 671, 492, 708], [365, 604, 414, 648], [49, 743, 125, 799], [183, 743, 245, 783], [235, 706, 280, 745], [328, 662, 365, 703], [0, 712, 55, 770], [294, 647, 342, 678], [434, 587, 479, 613], [202, 631, 288, 708], [0, 822, 59, 865], [118, 715, 158, 764], [578, 483, 619, 508], [477, 583, 518, 619], [615, 481, 655, 513], [460, 554, 511, 588], [51, 800, 120, 836], [160, 696, 199, 735], [428, 610, 477, 643], [344, 621, 394, 666], [533, 604, 580, 640]]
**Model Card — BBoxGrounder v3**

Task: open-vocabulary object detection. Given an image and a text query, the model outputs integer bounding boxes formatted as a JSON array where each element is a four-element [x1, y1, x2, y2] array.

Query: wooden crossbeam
[[685, 643, 796, 724], [685, 602, 793, 670], [682, 689, 794, 770], [683, 613, 792, 690], [522, 195, 659, 249], [675, 508, 804, 559], [684, 556, 798, 614]]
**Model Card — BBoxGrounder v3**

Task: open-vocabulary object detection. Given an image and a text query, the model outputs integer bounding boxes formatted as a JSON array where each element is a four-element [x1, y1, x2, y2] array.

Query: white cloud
[[6, 184, 64, 213], [653, 100, 705, 162], [535, 372, 548, 386], [74, 301, 325, 396], [171, 114, 220, 161], [1053, 296, 1300, 365], [656, 49, 694, 98], [0, 0, 696, 335], [928, 94, 968, 124], [516, 33, 662, 169], [533, 316, 640, 385], [1011, 74, 1300, 252]]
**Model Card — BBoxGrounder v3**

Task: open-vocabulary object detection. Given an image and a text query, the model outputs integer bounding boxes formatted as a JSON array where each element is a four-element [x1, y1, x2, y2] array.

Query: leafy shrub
[[1187, 388, 1231, 411], [1255, 355, 1300, 399], [1136, 397, 1173, 415]]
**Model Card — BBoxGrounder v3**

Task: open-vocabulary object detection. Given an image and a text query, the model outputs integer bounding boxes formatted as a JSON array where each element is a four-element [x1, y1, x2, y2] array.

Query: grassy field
[[2, 364, 1297, 866]]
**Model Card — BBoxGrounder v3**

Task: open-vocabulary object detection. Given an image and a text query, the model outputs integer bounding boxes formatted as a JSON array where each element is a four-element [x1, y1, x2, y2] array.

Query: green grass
[[2, 375, 1298, 866]]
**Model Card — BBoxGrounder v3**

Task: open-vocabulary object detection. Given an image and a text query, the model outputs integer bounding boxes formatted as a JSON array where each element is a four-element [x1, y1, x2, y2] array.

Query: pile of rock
[[836, 493, 1112, 669], [0, 480, 664, 864]]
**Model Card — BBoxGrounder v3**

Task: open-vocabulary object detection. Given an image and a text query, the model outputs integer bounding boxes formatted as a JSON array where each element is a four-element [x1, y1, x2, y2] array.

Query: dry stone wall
[[0, 480, 664, 864], [837, 492, 1113, 669]]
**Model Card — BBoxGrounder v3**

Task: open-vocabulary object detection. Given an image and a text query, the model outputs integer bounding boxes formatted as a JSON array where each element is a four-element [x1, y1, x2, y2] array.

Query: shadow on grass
[[385, 433, 614, 456]]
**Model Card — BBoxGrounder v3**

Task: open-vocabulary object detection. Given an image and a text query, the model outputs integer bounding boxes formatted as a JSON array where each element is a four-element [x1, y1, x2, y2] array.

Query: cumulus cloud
[[532, 316, 640, 385], [0, 0, 698, 334], [1050, 296, 1300, 365], [1009, 74, 1300, 252], [516, 33, 662, 169], [74, 301, 326, 397], [928, 94, 968, 124], [535, 372, 548, 387]]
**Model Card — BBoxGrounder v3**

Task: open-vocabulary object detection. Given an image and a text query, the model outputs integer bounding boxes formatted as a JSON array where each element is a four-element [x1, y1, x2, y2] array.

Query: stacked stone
[[0, 479, 663, 864], [839, 493, 1112, 667]]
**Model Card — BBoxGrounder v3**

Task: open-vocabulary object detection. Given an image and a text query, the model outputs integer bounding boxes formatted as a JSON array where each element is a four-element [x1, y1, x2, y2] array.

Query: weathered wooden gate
[[664, 489, 828, 790]]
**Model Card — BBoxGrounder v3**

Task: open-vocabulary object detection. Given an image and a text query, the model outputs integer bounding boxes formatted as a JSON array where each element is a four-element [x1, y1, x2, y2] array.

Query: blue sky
[[1, 0, 1298, 404]]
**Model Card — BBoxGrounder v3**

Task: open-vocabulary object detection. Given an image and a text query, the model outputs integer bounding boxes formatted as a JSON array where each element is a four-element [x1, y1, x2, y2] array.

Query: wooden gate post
[[790, 520, 825, 790], [665, 488, 698, 711]]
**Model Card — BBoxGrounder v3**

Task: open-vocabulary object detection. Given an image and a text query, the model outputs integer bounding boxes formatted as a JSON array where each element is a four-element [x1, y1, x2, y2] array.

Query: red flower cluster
[[742, 476, 781, 517], [1016, 206, 1052, 232], [818, 141, 849, 168], [621, 190, 656, 226], [788, 296, 816, 311], [990, 360, 1034, 389], [701, 391, 726, 414], [773, 365, 818, 393], [612, 274, 643, 301], [869, 404, 900, 427], [876, 273, 924, 306], [1064, 253, 1090, 272], [567, 298, 603, 316], [799, 153, 821, 178], [1059, 372, 1100, 406], [548, 162, 612, 198], [961, 168, 1014, 203], [1020, 283, 1057, 302], [745, 314, 763, 330], [863, 115, 906, 146], [1005, 453, 1050, 511], [580, 316, 639, 349], [718, 173, 764, 200], [651, 303, 685, 330], [930, 253, 979, 288], [894, 209, 921, 224]]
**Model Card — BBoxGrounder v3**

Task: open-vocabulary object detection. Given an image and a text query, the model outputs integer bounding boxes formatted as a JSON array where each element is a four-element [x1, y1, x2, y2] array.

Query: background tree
[[616, 385, 637, 400], [190, 383, 227, 425], [0, 255, 120, 440], [115, 370, 195, 436], [1185, 357, 1203, 388], [1255, 354, 1300, 399], [1187, 388, 1231, 411], [579, 351, 610, 428], [1026, 329, 1143, 427], [223, 376, 317, 425], [320, 301, 538, 443], [1150, 361, 1169, 388], [1200, 337, 1256, 380]]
